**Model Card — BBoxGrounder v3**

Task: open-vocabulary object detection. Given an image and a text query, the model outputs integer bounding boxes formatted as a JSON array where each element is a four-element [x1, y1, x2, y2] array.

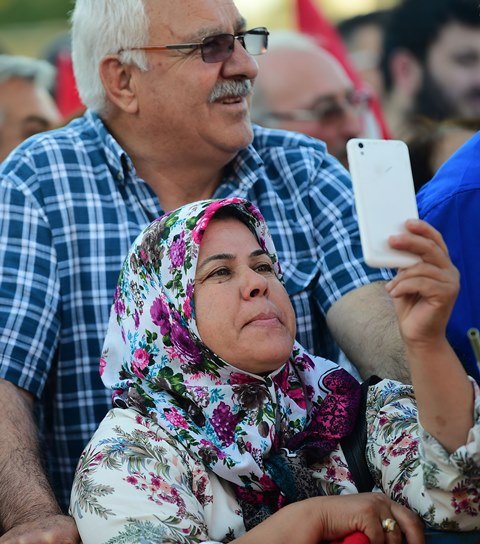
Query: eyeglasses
[[266, 89, 372, 125], [119, 27, 269, 64]]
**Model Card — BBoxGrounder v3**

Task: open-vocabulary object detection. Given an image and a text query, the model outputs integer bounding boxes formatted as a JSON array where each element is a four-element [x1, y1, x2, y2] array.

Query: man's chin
[[223, 122, 254, 152]]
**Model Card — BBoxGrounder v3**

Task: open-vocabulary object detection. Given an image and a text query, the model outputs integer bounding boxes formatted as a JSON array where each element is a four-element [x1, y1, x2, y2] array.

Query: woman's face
[[194, 217, 296, 374]]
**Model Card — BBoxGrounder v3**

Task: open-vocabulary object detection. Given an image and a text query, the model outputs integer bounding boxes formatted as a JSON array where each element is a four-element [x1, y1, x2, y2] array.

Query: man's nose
[[340, 108, 363, 139], [220, 37, 259, 82]]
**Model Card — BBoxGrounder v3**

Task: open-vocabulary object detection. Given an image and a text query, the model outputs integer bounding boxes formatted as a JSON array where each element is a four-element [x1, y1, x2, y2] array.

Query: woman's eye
[[255, 263, 274, 273], [209, 267, 231, 279]]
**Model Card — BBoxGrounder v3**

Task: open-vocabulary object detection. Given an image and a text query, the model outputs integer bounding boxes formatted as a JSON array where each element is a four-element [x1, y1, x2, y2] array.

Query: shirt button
[[117, 172, 124, 181]]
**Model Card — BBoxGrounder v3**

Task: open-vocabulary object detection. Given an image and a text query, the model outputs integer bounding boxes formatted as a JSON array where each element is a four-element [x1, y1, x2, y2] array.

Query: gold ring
[[382, 518, 397, 532]]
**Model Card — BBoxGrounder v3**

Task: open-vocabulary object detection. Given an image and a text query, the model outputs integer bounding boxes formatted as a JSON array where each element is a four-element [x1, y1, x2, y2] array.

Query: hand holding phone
[[347, 138, 420, 268]]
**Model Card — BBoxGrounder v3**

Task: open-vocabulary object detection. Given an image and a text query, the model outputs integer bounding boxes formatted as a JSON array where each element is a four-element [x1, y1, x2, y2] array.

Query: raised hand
[[386, 219, 472, 452], [385, 219, 459, 346]]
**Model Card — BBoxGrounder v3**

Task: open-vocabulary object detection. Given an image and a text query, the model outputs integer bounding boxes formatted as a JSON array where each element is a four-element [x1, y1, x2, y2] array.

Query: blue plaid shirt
[[0, 111, 390, 509]]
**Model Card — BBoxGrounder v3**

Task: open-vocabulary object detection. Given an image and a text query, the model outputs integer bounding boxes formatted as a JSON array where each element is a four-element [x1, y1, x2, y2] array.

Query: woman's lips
[[245, 312, 281, 327]]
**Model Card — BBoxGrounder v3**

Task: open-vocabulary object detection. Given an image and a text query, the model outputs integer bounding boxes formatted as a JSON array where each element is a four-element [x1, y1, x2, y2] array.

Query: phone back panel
[[347, 139, 420, 268]]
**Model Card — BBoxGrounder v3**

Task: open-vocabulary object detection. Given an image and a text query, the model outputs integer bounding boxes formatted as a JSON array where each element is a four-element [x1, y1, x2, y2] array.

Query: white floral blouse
[[70, 380, 480, 544]]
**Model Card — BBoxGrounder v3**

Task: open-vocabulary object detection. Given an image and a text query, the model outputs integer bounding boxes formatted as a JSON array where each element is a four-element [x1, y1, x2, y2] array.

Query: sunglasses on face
[[119, 27, 269, 63]]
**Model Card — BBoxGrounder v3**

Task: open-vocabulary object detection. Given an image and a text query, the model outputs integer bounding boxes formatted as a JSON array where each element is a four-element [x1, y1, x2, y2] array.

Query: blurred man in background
[[251, 31, 370, 168], [0, 55, 61, 161], [337, 10, 390, 99], [381, 0, 480, 138]]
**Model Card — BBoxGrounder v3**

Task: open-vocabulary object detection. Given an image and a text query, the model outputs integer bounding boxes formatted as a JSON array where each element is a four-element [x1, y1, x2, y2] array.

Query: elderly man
[[251, 31, 369, 168], [0, 1, 406, 542], [381, 0, 480, 139], [0, 55, 61, 161]]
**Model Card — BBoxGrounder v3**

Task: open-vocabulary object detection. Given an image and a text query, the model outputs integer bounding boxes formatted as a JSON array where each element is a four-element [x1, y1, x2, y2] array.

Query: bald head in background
[[252, 31, 368, 168]]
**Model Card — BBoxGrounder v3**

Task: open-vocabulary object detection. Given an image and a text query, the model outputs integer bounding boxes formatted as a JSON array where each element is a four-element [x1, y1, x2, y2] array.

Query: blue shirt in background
[[417, 131, 480, 382]]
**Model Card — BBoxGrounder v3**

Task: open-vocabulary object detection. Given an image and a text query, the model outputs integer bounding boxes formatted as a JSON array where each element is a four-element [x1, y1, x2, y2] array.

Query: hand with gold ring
[[274, 492, 425, 544], [381, 517, 397, 533]]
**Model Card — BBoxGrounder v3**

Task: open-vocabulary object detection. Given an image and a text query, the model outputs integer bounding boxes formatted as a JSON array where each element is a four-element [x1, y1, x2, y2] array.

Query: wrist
[[301, 497, 327, 538], [403, 336, 451, 362], [1, 498, 62, 532]]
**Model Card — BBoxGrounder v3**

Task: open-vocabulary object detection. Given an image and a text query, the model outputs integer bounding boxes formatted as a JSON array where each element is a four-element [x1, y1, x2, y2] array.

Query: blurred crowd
[[3, 0, 479, 191], [250, 0, 480, 191]]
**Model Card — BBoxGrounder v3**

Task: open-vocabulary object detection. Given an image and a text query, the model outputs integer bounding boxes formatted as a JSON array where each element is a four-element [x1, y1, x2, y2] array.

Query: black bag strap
[[340, 375, 382, 493]]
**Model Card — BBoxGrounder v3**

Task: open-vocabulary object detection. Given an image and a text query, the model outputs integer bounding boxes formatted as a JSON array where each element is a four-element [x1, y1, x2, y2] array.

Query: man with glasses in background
[[251, 30, 371, 169], [0, 1, 406, 542]]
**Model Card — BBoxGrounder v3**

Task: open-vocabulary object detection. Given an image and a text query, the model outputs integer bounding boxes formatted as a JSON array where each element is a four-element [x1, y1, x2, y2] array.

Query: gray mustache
[[209, 79, 252, 103]]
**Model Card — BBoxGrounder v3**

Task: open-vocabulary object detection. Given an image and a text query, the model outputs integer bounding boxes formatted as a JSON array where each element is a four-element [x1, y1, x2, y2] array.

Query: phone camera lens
[[358, 142, 364, 149]]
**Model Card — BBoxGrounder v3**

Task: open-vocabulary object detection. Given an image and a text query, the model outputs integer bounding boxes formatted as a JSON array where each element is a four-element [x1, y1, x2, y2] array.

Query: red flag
[[294, 0, 390, 139], [55, 52, 84, 119]]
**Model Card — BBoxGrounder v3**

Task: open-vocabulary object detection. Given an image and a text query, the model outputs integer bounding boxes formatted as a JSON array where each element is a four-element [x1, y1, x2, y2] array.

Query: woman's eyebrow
[[250, 249, 267, 258], [197, 253, 234, 272], [197, 248, 267, 272]]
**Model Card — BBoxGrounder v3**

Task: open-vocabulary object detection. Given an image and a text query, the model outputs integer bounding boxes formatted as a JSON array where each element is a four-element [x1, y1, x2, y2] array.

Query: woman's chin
[[229, 342, 294, 375]]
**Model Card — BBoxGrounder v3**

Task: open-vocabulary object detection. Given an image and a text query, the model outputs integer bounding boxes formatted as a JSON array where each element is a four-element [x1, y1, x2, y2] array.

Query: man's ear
[[99, 55, 139, 114], [389, 49, 423, 97]]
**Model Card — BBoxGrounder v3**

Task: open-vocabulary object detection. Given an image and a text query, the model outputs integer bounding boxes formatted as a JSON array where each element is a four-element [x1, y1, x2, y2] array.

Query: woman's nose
[[241, 268, 269, 299]]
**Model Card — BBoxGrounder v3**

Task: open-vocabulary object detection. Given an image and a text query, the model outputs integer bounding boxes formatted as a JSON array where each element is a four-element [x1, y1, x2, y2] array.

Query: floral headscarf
[[101, 198, 360, 526]]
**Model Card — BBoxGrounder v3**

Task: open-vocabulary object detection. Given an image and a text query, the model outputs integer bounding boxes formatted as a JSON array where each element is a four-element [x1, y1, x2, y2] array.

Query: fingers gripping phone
[[347, 138, 420, 268]]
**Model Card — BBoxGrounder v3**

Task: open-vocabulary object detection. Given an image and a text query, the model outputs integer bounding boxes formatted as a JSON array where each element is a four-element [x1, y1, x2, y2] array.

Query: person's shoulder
[[250, 125, 349, 190], [0, 112, 108, 198], [417, 131, 480, 217], [93, 408, 201, 467], [1, 115, 91, 173], [252, 124, 327, 158]]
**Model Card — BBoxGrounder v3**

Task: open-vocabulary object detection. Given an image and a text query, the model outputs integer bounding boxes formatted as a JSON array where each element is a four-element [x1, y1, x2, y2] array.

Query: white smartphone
[[347, 138, 420, 268]]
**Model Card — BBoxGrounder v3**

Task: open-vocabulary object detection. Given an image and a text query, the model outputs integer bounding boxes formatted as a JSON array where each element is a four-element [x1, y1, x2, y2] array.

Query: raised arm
[[0, 379, 79, 543], [385, 219, 473, 452], [326, 282, 410, 383]]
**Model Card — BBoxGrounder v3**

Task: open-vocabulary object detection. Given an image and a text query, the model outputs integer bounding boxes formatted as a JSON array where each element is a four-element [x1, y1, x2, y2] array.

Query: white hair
[[0, 54, 56, 89], [71, 0, 150, 114]]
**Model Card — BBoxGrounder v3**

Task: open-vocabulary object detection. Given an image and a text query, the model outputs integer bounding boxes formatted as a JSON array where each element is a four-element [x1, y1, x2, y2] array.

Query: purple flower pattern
[[150, 296, 171, 336]]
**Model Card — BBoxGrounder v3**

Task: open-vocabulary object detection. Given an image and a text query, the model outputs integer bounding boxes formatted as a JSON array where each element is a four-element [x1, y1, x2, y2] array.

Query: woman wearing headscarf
[[70, 198, 479, 543]]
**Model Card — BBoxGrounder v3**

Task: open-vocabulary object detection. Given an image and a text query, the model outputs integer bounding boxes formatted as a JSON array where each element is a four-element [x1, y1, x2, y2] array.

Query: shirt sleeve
[[0, 159, 60, 397], [365, 379, 480, 530], [70, 409, 244, 544], [307, 151, 393, 314]]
